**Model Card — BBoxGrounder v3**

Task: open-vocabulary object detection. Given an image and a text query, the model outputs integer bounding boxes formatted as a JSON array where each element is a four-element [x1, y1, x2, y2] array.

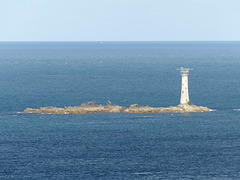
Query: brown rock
[[22, 102, 211, 114]]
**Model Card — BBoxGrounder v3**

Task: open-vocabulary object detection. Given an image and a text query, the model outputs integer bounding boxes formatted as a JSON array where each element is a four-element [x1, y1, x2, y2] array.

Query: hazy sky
[[1, 0, 240, 41]]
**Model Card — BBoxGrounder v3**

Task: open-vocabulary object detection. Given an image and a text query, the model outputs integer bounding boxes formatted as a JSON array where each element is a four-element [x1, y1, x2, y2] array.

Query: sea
[[0, 41, 240, 179]]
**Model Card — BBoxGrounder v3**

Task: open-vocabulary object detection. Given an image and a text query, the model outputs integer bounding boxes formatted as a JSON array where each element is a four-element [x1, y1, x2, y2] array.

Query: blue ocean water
[[0, 42, 240, 179]]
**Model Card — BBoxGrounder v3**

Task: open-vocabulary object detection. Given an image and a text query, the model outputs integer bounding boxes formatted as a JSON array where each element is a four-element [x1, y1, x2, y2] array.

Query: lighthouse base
[[176, 103, 210, 113]]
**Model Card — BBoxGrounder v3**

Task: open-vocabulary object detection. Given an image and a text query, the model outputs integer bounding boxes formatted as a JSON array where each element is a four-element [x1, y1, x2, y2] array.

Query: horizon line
[[0, 40, 240, 42]]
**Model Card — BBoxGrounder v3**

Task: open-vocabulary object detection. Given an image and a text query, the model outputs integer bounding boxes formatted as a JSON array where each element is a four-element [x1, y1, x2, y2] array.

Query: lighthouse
[[178, 67, 192, 104]]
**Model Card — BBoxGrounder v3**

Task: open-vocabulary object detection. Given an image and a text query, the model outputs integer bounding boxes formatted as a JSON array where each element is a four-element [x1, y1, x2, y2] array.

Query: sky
[[1, 0, 240, 41]]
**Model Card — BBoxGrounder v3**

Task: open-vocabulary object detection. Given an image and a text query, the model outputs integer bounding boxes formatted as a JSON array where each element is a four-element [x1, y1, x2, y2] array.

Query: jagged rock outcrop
[[23, 101, 125, 114], [106, 100, 114, 106], [124, 103, 210, 113], [23, 101, 211, 114]]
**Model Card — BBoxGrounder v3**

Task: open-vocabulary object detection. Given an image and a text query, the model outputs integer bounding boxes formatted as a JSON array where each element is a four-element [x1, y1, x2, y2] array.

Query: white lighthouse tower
[[178, 67, 192, 104]]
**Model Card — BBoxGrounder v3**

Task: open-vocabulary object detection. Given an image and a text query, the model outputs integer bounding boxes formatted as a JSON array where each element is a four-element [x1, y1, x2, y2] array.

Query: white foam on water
[[210, 109, 217, 112]]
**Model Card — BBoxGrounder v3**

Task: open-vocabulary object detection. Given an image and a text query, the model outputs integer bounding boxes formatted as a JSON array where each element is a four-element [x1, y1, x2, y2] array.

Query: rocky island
[[23, 68, 211, 114], [124, 102, 210, 113], [23, 101, 211, 114], [23, 101, 125, 114]]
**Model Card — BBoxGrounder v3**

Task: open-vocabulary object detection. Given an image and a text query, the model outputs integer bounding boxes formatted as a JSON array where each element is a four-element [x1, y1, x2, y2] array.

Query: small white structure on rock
[[178, 67, 192, 104]]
